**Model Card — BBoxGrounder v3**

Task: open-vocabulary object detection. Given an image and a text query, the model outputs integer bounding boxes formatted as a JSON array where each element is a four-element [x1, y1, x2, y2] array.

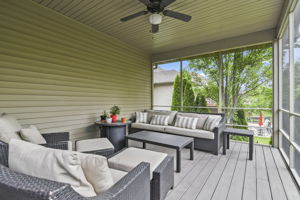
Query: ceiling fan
[[120, 0, 192, 33]]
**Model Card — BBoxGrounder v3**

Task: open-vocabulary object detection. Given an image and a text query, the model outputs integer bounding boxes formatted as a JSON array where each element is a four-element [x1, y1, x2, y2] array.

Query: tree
[[171, 75, 181, 111], [233, 110, 248, 129], [183, 81, 195, 112], [195, 95, 210, 113], [188, 45, 272, 123], [231, 110, 249, 141], [171, 71, 193, 111]]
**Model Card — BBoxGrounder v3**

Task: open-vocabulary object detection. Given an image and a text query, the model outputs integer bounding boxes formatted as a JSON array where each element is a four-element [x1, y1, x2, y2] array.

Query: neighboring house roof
[[154, 68, 179, 84]]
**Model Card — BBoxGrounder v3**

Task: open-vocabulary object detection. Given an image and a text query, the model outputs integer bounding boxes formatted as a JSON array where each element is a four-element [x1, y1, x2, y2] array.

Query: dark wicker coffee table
[[126, 131, 194, 173]]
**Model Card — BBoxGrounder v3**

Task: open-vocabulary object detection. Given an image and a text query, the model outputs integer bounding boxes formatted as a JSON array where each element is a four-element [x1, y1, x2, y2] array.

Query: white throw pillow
[[135, 112, 148, 123], [175, 113, 209, 129], [20, 125, 47, 144], [150, 115, 169, 126], [78, 153, 114, 194], [203, 116, 222, 131], [174, 116, 198, 129], [8, 139, 96, 197], [146, 110, 177, 125], [0, 114, 22, 143]]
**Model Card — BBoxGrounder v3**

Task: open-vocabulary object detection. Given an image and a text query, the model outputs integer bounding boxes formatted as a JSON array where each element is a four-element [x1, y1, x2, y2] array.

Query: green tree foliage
[[183, 81, 195, 112], [231, 110, 249, 141], [234, 110, 248, 128], [171, 75, 181, 111], [171, 71, 195, 111], [188, 45, 272, 123], [195, 95, 210, 113]]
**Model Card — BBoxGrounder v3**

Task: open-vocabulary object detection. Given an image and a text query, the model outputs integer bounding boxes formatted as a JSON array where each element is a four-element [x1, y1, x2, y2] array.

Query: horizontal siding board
[[0, 0, 151, 141], [0, 83, 151, 96], [0, 42, 149, 78], [1, 0, 148, 58], [0, 105, 148, 114], [0, 66, 151, 88]]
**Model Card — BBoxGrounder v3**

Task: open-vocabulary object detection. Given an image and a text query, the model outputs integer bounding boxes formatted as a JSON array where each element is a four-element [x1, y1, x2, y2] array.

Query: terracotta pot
[[111, 115, 117, 123], [121, 117, 127, 123]]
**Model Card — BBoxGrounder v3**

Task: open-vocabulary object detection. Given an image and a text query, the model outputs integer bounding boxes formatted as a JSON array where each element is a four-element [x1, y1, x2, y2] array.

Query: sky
[[158, 60, 190, 72]]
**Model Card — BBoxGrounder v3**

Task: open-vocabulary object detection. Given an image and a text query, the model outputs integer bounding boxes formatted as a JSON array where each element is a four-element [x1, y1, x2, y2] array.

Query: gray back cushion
[[176, 113, 222, 130], [146, 110, 177, 125]]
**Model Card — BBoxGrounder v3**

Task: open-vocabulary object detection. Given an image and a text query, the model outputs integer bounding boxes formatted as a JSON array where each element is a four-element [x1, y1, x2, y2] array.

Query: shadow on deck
[[128, 140, 300, 200]]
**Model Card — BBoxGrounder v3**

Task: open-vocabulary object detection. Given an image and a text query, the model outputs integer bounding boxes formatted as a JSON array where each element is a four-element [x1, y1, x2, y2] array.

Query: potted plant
[[110, 105, 120, 123], [100, 110, 108, 122]]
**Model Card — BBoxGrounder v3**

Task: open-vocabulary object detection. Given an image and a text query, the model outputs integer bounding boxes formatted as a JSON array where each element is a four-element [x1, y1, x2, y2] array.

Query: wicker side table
[[223, 127, 254, 160]]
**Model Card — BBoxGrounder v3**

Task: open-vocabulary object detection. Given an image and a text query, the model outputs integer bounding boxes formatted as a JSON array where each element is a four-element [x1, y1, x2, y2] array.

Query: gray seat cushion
[[76, 138, 114, 152], [108, 147, 167, 179], [131, 123, 165, 132], [165, 126, 215, 140]]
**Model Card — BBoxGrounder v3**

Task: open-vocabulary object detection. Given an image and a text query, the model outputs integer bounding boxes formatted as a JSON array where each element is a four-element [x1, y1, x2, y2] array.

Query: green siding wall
[[0, 0, 151, 141]]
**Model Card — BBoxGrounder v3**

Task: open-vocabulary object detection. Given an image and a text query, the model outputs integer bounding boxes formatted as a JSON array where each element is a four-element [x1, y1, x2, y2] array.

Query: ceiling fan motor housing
[[147, 0, 164, 13]]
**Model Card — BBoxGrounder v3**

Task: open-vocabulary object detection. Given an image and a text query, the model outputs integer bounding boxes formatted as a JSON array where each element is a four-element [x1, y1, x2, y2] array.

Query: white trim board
[[152, 29, 275, 63]]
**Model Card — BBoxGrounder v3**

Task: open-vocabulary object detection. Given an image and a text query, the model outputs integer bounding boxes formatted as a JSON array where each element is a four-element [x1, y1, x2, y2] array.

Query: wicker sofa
[[0, 140, 151, 200], [130, 111, 226, 155]]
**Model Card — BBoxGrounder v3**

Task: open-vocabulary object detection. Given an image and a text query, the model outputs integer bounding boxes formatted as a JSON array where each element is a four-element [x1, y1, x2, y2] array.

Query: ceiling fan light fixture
[[149, 14, 162, 25]]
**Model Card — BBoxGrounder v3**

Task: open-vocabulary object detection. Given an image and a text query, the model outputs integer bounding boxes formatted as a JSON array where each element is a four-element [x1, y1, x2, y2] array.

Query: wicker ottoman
[[75, 138, 115, 157], [108, 147, 174, 200]]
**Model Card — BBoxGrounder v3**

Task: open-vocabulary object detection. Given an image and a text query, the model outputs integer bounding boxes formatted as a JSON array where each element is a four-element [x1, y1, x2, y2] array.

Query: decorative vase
[[111, 115, 117, 123], [106, 117, 112, 124]]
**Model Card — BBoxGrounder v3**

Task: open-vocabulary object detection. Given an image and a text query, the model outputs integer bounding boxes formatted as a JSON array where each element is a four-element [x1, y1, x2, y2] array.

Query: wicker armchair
[[0, 141, 151, 200], [40, 132, 71, 150]]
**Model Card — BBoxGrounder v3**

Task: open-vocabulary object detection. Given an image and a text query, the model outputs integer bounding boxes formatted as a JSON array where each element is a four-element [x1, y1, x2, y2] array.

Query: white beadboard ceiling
[[32, 0, 284, 54]]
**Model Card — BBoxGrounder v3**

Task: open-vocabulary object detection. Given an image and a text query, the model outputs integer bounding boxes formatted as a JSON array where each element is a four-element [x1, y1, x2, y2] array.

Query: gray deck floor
[[128, 140, 300, 200]]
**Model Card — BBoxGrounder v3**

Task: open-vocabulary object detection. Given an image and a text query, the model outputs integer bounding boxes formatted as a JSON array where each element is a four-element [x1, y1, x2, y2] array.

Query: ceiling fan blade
[[160, 0, 176, 8], [163, 10, 192, 22], [152, 24, 159, 33], [120, 11, 148, 22], [138, 0, 151, 6]]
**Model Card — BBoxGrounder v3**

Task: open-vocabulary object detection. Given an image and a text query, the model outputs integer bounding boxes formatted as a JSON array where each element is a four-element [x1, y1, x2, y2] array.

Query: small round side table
[[95, 121, 132, 152]]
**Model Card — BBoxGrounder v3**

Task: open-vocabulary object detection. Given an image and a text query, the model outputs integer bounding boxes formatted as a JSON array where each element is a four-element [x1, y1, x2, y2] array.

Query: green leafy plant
[[101, 110, 109, 118], [110, 105, 120, 115]]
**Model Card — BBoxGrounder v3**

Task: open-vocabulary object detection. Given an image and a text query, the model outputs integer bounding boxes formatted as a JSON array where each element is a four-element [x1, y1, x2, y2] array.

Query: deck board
[[226, 143, 248, 200], [264, 147, 287, 200], [128, 140, 300, 200], [256, 145, 272, 200]]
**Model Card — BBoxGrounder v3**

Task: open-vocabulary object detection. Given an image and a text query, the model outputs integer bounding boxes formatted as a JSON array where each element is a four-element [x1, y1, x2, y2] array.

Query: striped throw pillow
[[203, 116, 222, 131], [136, 112, 148, 123], [150, 115, 169, 126], [174, 116, 198, 130]]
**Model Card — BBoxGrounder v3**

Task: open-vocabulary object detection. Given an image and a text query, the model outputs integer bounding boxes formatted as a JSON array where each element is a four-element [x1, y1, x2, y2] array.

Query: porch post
[[180, 60, 183, 111], [289, 12, 295, 168], [273, 40, 279, 148], [218, 53, 223, 113]]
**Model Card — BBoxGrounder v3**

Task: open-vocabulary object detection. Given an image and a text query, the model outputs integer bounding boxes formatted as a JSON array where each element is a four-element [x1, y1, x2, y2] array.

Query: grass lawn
[[231, 135, 272, 145], [254, 136, 272, 145]]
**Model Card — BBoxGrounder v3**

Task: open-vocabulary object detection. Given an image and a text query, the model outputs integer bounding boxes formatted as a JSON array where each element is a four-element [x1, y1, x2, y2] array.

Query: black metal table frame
[[125, 136, 194, 173], [223, 128, 254, 160]]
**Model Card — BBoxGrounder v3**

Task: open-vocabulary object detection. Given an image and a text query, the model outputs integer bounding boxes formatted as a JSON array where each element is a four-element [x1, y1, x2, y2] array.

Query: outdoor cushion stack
[[8, 139, 129, 197], [131, 110, 222, 140]]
